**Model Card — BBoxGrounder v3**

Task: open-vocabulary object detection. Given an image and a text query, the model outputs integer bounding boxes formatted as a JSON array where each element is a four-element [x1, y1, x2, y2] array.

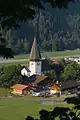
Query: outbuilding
[[11, 84, 28, 95]]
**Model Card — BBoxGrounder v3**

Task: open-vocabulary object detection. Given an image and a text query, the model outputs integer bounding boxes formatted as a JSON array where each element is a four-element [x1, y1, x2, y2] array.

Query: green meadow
[[0, 100, 73, 120], [0, 50, 80, 66], [14, 50, 80, 59], [0, 88, 73, 120], [0, 61, 28, 66]]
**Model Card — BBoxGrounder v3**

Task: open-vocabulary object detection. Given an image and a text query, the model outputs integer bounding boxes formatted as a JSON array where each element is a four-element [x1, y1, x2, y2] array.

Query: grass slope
[[0, 50, 80, 66], [0, 61, 28, 66], [14, 51, 80, 59], [0, 100, 72, 120]]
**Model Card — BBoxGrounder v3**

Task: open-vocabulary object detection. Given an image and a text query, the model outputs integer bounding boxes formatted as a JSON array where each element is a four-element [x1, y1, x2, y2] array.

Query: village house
[[28, 74, 53, 89], [11, 84, 29, 95], [64, 56, 80, 64], [50, 85, 61, 95], [61, 80, 80, 94]]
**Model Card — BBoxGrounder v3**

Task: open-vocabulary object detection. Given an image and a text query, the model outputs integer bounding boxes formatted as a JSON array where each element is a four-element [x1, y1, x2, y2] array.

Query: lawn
[[14, 50, 80, 60], [0, 100, 73, 120], [0, 61, 28, 66], [0, 50, 80, 66], [0, 88, 73, 120]]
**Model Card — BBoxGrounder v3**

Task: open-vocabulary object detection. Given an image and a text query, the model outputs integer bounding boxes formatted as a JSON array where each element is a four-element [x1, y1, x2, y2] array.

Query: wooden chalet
[[61, 80, 80, 93], [11, 84, 31, 95]]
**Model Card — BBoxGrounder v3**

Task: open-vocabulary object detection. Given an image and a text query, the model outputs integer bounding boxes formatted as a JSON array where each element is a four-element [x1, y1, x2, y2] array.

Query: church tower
[[29, 37, 41, 76]]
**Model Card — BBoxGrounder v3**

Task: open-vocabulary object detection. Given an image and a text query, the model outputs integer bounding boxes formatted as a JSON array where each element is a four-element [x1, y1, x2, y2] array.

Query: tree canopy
[[0, 0, 77, 58], [0, 0, 76, 28]]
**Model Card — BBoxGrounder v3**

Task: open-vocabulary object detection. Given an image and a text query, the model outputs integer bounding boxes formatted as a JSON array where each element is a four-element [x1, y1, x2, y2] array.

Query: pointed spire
[[29, 37, 41, 61]]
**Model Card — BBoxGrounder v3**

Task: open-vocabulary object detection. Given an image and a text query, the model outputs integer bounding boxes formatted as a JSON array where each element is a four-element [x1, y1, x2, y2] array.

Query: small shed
[[11, 84, 28, 95]]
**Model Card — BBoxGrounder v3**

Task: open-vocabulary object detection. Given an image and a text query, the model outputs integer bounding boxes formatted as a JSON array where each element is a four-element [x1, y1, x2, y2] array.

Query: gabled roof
[[41, 59, 52, 71], [11, 84, 28, 90], [61, 80, 80, 90], [21, 66, 30, 72], [29, 37, 41, 61], [32, 75, 48, 86], [50, 85, 61, 91]]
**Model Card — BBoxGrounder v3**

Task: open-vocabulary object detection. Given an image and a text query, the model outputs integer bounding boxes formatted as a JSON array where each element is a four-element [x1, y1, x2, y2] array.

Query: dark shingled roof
[[61, 80, 80, 90], [33, 75, 48, 86], [29, 37, 41, 61], [41, 59, 52, 72]]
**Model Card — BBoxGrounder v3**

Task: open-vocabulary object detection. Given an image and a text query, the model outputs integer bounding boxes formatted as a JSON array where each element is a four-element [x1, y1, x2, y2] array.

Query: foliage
[[5, 12, 80, 54], [65, 90, 68, 96], [0, 29, 14, 58], [0, 0, 79, 57], [0, 0, 75, 29], [61, 62, 80, 81], [1, 3, 80, 55], [52, 39, 57, 52], [45, 69, 56, 79], [0, 64, 27, 87]]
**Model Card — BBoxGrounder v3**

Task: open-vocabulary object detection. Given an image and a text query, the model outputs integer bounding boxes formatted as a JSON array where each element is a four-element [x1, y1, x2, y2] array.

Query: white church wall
[[29, 61, 41, 76]]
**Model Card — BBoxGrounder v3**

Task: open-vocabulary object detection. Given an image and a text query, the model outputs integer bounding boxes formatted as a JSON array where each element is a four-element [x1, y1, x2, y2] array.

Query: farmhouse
[[50, 85, 61, 95], [61, 80, 80, 94], [28, 74, 53, 88], [11, 84, 29, 95]]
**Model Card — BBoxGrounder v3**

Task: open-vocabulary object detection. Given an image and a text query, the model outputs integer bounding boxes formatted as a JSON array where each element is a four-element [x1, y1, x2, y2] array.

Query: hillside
[[4, 2, 80, 55]]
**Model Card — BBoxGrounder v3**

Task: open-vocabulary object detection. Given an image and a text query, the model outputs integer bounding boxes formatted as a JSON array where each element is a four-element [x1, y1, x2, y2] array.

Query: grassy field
[[0, 61, 28, 66], [0, 88, 11, 97], [0, 100, 73, 120], [0, 50, 80, 66], [14, 51, 80, 59], [0, 88, 74, 120]]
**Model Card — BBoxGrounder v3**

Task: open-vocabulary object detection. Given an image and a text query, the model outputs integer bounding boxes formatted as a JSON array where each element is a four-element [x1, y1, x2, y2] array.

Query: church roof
[[29, 37, 41, 61], [41, 59, 52, 72]]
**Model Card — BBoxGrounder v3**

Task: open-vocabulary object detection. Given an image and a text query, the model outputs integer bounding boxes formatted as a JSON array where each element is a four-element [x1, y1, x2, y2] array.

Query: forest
[[1, 2, 80, 55]]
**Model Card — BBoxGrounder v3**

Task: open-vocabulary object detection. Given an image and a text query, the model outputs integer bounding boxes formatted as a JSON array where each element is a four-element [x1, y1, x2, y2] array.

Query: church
[[21, 37, 52, 77]]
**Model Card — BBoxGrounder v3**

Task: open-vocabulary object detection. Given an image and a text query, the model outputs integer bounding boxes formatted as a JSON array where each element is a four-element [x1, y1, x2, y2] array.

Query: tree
[[0, 28, 14, 58], [52, 39, 57, 51], [0, 64, 27, 87], [23, 37, 30, 53], [61, 62, 80, 81], [45, 69, 56, 79], [0, 0, 75, 29], [41, 40, 47, 51], [0, 0, 77, 57], [16, 39, 21, 53]]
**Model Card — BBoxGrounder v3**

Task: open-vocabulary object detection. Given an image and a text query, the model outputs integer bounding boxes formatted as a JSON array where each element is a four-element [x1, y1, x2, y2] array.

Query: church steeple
[[29, 37, 42, 76], [29, 37, 41, 61]]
